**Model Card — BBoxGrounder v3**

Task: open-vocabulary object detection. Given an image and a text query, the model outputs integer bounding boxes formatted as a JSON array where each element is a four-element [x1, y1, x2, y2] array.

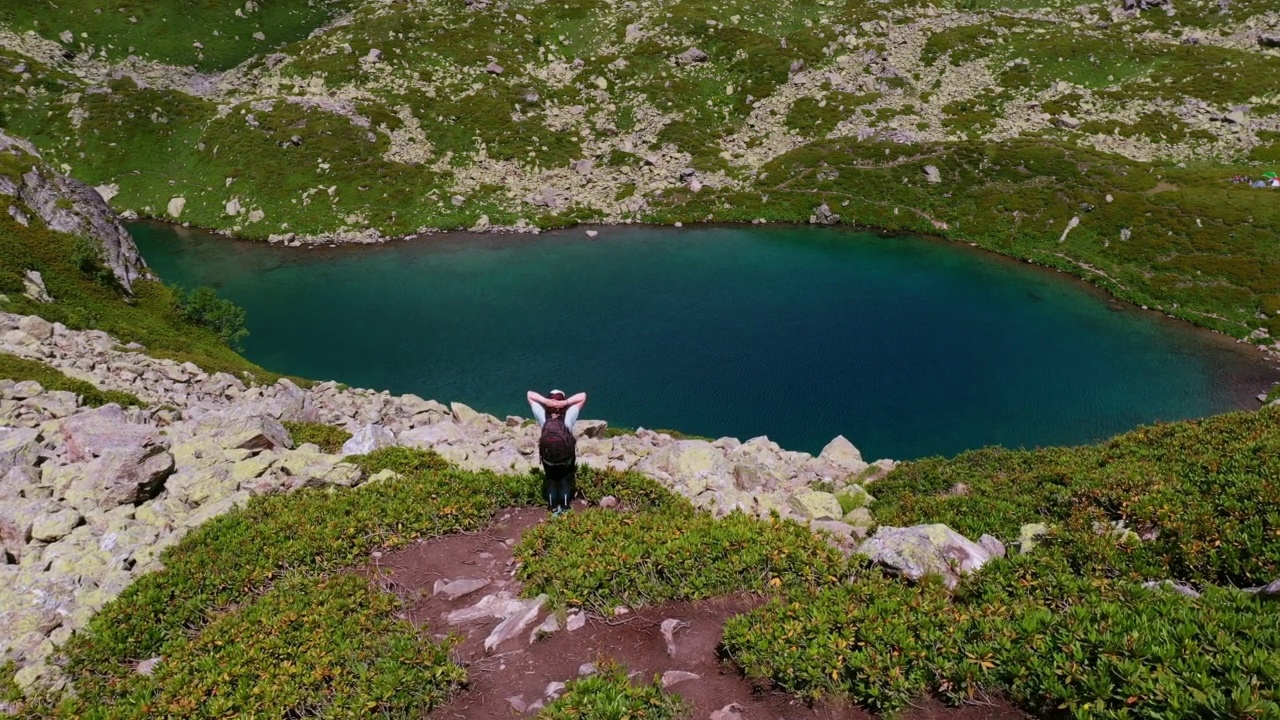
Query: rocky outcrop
[[0, 310, 896, 689], [856, 524, 993, 588], [0, 130, 146, 292]]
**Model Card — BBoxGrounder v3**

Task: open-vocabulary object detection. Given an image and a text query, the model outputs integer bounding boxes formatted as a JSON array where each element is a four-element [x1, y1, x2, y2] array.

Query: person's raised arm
[[564, 392, 587, 410], [528, 390, 550, 407]]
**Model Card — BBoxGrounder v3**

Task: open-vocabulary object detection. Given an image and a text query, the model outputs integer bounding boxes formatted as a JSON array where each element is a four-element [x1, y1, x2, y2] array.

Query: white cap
[[550, 389, 565, 398]]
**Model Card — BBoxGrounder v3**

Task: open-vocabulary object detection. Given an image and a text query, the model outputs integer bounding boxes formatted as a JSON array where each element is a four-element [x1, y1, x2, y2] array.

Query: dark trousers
[[542, 460, 576, 510]]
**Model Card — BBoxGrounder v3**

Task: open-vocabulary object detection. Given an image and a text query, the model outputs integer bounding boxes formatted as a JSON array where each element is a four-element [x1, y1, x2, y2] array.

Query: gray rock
[[22, 271, 52, 303], [485, 61, 504, 75], [578, 662, 597, 676], [1056, 114, 1082, 129], [483, 594, 546, 651], [923, 165, 942, 184], [30, 508, 82, 542], [711, 704, 746, 720], [135, 656, 163, 676], [340, 423, 395, 456], [661, 670, 699, 688], [565, 610, 586, 631], [68, 446, 175, 511], [574, 419, 608, 438], [1261, 34, 1280, 49], [0, 498, 59, 559], [660, 618, 686, 657], [0, 130, 146, 291], [0, 427, 41, 474], [1246, 577, 1280, 599], [62, 405, 158, 462], [530, 613, 559, 643], [434, 577, 490, 601], [199, 414, 291, 452], [570, 158, 594, 175], [978, 534, 1006, 558], [674, 47, 709, 65], [857, 524, 992, 588], [819, 435, 863, 469], [811, 203, 840, 225], [1141, 580, 1200, 598], [787, 489, 843, 520], [17, 315, 53, 341]]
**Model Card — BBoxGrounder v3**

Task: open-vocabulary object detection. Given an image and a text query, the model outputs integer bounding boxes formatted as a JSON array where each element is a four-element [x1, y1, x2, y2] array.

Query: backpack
[[539, 415, 577, 466]]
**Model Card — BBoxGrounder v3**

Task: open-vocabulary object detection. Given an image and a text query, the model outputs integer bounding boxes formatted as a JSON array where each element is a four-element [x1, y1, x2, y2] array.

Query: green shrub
[[723, 555, 1280, 717], [68, 574, 464, 719], [0, 353, 143, 407], [516, 496, 847, 611], [538, 661, 687, 720], [871, 408, 1280, 588], [177, 286, 248, 350], [282, 420, 352, 454]]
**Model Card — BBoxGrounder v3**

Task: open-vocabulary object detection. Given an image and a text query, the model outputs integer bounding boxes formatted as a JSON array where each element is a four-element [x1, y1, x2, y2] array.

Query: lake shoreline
[[129, 215, 1280, 393], [131, 222, 1280, 457]]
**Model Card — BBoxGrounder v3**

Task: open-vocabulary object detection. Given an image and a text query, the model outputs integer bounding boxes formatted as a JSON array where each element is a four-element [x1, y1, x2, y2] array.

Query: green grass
[[537, 661, 688, 720], [283, 420, 352, 453], [0, 354, 143, 408], [0, 0, 355, 71]]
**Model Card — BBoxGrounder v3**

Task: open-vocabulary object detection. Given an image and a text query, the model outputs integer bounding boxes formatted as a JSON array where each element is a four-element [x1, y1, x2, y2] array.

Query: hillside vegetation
[[0, 0, 1278, 340]]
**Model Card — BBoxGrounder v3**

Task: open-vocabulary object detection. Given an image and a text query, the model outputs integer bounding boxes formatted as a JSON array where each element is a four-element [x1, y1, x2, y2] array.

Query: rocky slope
[[0, 130, 145, 293], [0, 309, 894, 690]]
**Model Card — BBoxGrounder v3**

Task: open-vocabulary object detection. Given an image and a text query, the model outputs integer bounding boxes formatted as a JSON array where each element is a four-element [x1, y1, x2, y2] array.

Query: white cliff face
[[0, 310, 894, 690], [0, 130, 147, 293]]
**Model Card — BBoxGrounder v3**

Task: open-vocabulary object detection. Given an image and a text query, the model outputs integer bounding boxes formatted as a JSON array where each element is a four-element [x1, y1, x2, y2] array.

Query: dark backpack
[[539, 415, 576, 466]]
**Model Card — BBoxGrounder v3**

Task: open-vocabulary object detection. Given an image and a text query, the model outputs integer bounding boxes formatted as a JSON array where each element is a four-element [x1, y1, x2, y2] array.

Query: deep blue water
[[130, 222, 1277, 460]]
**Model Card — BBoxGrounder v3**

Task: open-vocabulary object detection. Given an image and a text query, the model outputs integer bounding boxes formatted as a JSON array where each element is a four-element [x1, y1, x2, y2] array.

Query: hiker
[[527, 389, 588, 515]]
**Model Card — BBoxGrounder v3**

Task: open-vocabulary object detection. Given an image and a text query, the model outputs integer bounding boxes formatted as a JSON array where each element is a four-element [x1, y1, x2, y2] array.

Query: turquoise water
[[131, 222, 1277, 460]]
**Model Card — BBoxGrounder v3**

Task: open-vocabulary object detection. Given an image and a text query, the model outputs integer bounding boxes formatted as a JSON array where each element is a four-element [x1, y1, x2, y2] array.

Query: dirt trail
[[364, 506, 1030, 720]]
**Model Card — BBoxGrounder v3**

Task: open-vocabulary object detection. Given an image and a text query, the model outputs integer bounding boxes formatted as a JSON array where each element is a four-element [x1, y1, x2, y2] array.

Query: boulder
[[166, 197, 186, 218], [17, 315, 53, 341], [574, 419, 608, 438], [67, 446, 175, 511], [199, 414, 291, 452], [923, 164, 942, 184], [1018, 522, 1048, 554], [340, 423, 395, 456], [400, 422, 467, 448], [450, 402, 481, 424], [819, 435, 863, 469], [787, 490, 843, 520], [0, 427, 41, 473], [30, 508, 82, 543], [62, 405, 158, 462], [674, 47, 708, 65], [856, 524, 992, 588], [635, 441, 731, 495], [0, 498, 59, 559], [811, 203, 840, 225]]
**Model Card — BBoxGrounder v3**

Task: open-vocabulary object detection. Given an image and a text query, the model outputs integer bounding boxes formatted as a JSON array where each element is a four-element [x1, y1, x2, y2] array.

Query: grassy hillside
[[1, 0, 1278, 341], [0, 211, 277, 381], [6, 410, 1278, 718]]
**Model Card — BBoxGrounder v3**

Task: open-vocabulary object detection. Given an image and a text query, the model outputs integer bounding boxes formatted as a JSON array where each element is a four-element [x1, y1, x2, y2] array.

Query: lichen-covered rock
[[62, 405, 158, 462], [197, 413, 291, 452], [857, 524, 992, 588], [0, 427, 41, 473], [66, 446, 175, 511], [787, 490, 843, 520], [1018, 522, 1049, 554]]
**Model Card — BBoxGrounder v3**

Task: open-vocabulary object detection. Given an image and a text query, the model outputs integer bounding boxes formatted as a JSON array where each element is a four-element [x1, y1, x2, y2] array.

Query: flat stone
[[483, 594, 546, 652], [565, 611, 586, 631], [857, 524, 992, 589], [661, 670, 700, 688], [530, 613, 559, 643], [660, 618, 686, 657], [545, 681, 566, 698], [435, 577, 490, 601]]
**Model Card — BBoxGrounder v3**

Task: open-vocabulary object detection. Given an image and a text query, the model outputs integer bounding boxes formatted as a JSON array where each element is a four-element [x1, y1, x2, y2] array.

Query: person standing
[[527, 389, 588, 515]]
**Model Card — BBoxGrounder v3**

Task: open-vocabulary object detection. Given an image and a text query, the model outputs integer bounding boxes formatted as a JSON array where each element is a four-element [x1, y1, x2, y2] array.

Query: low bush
[[0, 353, 143, 408], [538, 661, 687, 720], [872, 408, 1280, 588], [72, 574, 464, 719], [282, 420, 352, 454], [516, 486, 847, 611], [723, 555, 1280, 718]]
